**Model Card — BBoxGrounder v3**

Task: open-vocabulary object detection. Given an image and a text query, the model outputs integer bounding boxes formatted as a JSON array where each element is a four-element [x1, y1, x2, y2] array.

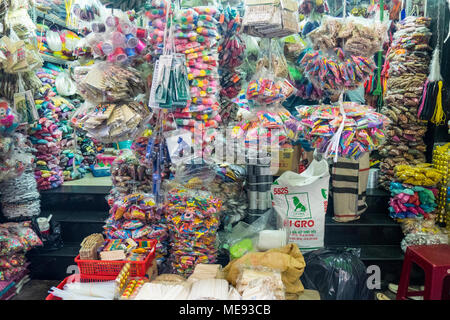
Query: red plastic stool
[[397, 244, 450, 300]]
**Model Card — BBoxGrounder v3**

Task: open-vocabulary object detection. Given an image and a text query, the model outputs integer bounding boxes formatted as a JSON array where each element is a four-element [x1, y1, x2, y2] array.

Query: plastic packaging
[[236, 266, 285, 300], [301, 248, 374, 300]]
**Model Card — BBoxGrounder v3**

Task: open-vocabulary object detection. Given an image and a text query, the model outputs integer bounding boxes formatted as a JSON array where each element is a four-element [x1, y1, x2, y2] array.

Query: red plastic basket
[[45, 274, 116, 300], [75, 239, 157, 277]]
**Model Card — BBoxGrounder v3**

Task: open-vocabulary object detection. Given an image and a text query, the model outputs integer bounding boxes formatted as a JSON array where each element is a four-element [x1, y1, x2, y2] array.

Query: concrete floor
[[11, 280, 60, 300]]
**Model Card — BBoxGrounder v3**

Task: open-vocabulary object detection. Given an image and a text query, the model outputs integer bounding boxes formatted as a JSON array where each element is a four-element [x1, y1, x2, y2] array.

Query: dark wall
[[426, 0, 450, 143]]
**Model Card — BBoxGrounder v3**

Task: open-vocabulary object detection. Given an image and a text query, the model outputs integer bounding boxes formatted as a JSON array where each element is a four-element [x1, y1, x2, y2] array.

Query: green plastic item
[[229, 238, 254, 260]]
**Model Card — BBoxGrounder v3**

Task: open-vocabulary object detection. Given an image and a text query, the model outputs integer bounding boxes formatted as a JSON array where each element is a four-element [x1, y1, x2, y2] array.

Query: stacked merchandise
[[388, 164, 448, 251], [145, 0, 169, 60], [165, 186, 222, 277], [104, 131, 171, 268], [378, 16, 432, 190], [0, 101, 39, 219], [30, 63, 88, 187], [77, 131, 98, 167], [29, 117, 63, 190], [171, 6, 222, 157], [210, 163, 247, 230], [36, 23, 82, 62], [432, 144, 450, 226], [217, 5, 245, 124], [296, 103, 390, 160], [104, 190, 170, 268], [0, 221, 43, 300]]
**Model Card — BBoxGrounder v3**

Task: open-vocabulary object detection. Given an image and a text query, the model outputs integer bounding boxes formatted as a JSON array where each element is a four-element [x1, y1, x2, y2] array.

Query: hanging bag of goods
[[242, 0, 300, 38], [271, 159, 330, 252], [299, 15, 388, 93]]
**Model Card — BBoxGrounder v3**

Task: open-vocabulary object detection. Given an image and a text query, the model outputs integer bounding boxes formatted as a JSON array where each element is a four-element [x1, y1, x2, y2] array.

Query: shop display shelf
[[34, 10, 79, 33]]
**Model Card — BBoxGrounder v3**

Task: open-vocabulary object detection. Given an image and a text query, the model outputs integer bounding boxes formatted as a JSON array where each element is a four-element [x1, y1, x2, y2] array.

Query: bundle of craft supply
[[107, 192, 161, 222], [388, 181, 438, 220], [432, 144, 450, 224], [110, 151, 163, 194], [218, 5, 245, 101], [103, 216, 169, 265], [242, 0, 299, 38], [394, 164, 443, 187], [236, 267, 285, 300], [76, 131, 98, 167], [29, 118, 64, 190], [0, 36, 43, 74], [133, 281, 191, 300], [85, 238, 156, 262], [48, 279, 116, 300], [82, 11, 149, 62], [0, 265, 30, 300], [76, 101, 150, 143], [0, 254, 30, 283], [73, 63, 146, 103], [307, 15, 388, 58], [79, 233, 105, 260], [0, 170, 41, 219], [0, 221, 43, 281], [378, 16, 432, 190], [209, 164, 248, 229], [299, 49, 377, 92], [400, 231, 448, 253], [144, 0, 170, 60], [169, 6, 222, 126], [36, 25, 81, 61], [296, 102, 390, 160], [165, 187, 222, 277]]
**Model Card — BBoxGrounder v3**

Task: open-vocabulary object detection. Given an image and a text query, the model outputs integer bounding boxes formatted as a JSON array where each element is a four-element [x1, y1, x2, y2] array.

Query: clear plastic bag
[[236, 266, 285, 300]]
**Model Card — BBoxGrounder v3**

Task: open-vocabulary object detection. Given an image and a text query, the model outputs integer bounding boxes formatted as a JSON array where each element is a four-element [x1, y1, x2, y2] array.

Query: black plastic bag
[[301, 248, 374, 300], [31, 216, 64, 251]]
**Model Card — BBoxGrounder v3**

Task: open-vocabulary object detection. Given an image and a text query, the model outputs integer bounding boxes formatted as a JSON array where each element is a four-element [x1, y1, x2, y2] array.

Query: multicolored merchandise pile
[[388, 164, 442, 220], [165, 187, 221, 277], [104, 192, 169, 267], [299, 16, 387, 92], [0, 221, 43, 300], [296, 102, 390, 159], [144, 0, 169, 60], [217, 5, 245, 124], [29, 118, 63, 190], [171, 6, 222, 157], [378, 16, 432, 190], [389, 182, 439, 220]]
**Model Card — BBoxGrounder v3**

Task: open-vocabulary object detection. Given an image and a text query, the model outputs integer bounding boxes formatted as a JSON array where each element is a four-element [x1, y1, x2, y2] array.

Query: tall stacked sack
[[378, 16, 432, 190]]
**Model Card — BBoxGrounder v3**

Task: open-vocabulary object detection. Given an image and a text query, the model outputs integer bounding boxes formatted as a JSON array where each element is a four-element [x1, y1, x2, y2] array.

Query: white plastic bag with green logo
[[271, 159, 330, 252]]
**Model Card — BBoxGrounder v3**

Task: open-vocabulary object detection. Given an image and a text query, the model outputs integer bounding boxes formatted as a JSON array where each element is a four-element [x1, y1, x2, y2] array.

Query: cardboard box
[[275, 145, 301, 175]]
